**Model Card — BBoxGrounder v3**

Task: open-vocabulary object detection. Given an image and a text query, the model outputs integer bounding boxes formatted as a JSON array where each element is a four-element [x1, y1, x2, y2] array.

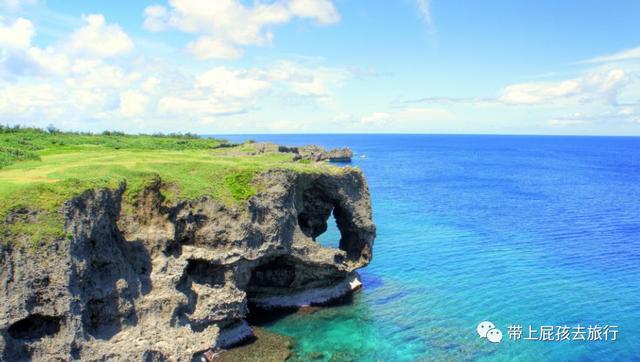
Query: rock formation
[[0, 167, 375, 361], [278, 145, 353, 162]]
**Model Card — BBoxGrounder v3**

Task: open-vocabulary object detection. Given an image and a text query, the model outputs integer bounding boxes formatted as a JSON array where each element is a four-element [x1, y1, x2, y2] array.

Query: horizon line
[[205, 132, 640, 138]]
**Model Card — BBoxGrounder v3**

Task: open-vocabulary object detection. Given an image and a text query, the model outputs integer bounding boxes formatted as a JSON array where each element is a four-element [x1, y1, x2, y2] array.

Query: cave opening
[[315, 211, 340, 249], [185, 259, 225, 287], [297, 184, 367, 262], [247, 256, 296, 291], [8, 314, 61, 340]]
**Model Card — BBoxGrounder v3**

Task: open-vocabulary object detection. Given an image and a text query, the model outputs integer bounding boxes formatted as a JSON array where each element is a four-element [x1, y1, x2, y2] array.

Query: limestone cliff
[[0, 167, 375, 361], [278, 145, 353, 162]]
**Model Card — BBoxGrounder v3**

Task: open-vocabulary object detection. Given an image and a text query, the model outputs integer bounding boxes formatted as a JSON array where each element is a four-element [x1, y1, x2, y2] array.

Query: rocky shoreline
[[0, 146, 374, 361], [278, 145, 353, 163]]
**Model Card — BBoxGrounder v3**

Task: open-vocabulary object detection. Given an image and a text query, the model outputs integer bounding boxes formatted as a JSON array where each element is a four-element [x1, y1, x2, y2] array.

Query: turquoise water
[[224, 135, 640, 361]]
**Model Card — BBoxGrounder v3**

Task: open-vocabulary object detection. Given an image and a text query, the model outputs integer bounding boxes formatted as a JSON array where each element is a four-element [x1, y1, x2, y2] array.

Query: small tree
[[46, 124, 60, 134]]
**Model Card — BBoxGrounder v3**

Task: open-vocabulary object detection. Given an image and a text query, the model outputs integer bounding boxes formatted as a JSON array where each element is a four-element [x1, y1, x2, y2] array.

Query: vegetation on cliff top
[[0, 126, 341, 248]]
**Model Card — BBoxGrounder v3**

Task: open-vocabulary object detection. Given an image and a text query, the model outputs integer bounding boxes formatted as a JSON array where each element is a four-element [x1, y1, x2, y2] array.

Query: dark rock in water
[[329, 351, 356, 362], [321, 148, 353, 163], [279, 145, 353, 163], [0, 168, 375, 361], [307, 351, 325, 360], [210, 327, 293, 362]]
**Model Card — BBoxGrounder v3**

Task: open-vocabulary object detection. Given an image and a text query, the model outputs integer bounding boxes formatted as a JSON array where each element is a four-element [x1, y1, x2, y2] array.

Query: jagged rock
[[0, 168, 375, 361], [278, 145, 353, 162]]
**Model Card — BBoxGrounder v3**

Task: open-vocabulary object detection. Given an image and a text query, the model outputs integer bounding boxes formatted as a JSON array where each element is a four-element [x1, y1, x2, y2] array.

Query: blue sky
[[1, 0, 640, 135]]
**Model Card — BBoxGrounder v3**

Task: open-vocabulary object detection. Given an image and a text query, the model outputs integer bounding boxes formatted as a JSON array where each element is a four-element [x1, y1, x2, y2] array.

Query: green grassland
[[0, 126, 338, 248]]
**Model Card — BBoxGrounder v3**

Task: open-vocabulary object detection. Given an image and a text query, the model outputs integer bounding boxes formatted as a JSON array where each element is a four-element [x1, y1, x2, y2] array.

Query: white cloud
[[0, 17, 70, 76], [332, 112, 355, 123], [141, 76, 161, 93], [142, 5, 169, 32], [157, 95, 245, 116], [547, 118, 589, 126], [361, 107, 454, 126], [187, 37, 243, 60], [0, 17, 34, 49], [0, 16, 141, 126], [548, 106, 640, 127], [154, 61, 347, 118], [66, 14, 133, 58], [401, 107, 454, 119], [24, 46, 70, 75], [499, 69, 630, 105], [404, 96, 498, 107], [580, 46, 640, 64], [269, 60, 347, 99], [416, 0, 433, 26], [289, 0, 340, 24], [1, 14, 133, 78], [0, 0, 37, 9], [119, 90, 148, 117], [0, 83, 55, 114], [1, 54, 348, 130], [69, 60, 135, 89], [196, 66, 270, 98], [143, 0, 340, 59], [0, 12, 350, 132], [361, 112, 392, 125]]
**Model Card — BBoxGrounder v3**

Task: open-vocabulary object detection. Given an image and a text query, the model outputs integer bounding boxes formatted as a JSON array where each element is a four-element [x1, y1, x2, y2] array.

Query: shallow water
[[221, 134, 640, 361]]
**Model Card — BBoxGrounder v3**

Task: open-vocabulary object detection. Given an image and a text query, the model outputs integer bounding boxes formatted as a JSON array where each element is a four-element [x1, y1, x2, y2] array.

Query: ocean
[[220, 134, 640, 361]]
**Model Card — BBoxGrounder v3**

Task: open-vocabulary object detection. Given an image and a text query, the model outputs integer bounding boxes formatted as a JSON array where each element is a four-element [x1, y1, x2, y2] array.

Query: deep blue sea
[[222, 135, 640, 361]]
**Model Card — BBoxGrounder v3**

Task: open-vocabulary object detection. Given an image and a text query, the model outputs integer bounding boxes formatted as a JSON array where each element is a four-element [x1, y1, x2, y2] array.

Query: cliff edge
[[0, 151, 375, 361]]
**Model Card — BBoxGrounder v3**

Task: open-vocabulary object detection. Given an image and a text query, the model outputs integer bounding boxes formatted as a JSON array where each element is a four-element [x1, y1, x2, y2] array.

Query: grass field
[[0, 126, 336, 248]]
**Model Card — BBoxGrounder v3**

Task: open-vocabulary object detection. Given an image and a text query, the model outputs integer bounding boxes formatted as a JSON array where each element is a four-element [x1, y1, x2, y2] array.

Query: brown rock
[[0, 167, 375, 361]]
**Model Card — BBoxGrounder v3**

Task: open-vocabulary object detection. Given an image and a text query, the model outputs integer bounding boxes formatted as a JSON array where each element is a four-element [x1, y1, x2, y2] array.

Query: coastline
[[249, 272, 362, 310], [213, 274, 364, 361], [0, 130, 376, 361]]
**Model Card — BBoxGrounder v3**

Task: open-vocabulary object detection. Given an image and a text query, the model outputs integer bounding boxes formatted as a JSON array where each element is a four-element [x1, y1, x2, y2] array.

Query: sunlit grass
[[0, 128, 341, 248]]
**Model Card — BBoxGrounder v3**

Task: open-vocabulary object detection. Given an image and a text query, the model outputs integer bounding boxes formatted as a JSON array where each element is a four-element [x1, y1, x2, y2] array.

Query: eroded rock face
[[278, 145, 353, 162], [0, 168, 375, 361]]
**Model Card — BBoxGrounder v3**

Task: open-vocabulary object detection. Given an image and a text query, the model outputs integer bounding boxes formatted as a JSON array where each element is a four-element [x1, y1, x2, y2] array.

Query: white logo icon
[[477, 321, 502, 343], [477, 321, 495, 338]]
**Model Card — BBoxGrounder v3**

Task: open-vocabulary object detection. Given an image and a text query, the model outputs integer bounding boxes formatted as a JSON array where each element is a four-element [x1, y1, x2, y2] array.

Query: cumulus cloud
[[196, 67, 270, 98], [0, 17, 34, 49], [269, 60, 347, 99], [499, 69, 630, 105], [187, 37, 242, 60], [0, 14, 145, 127], [143, 0, 340, 59], [0, 11, 350, 132], [0, 83, 55, 115], [66, 14, 134, 58], [155, 61, 347, 118], [1, 14, 133, 78], [142, 5, 169, 32], [157, 95, 246, 117], [0, 17, 348, 130], [119, 91, 148, 117], [0, 17, 69, 76]]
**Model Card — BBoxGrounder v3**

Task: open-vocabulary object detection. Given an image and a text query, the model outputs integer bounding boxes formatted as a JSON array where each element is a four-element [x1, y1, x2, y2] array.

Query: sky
[[1, 0, 640, 135]]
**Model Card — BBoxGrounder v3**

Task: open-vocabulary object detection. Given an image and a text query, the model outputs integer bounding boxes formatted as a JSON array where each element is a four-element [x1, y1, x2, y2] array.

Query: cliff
[[0, 132, 375, 361], [278, 145, 353, 163]]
